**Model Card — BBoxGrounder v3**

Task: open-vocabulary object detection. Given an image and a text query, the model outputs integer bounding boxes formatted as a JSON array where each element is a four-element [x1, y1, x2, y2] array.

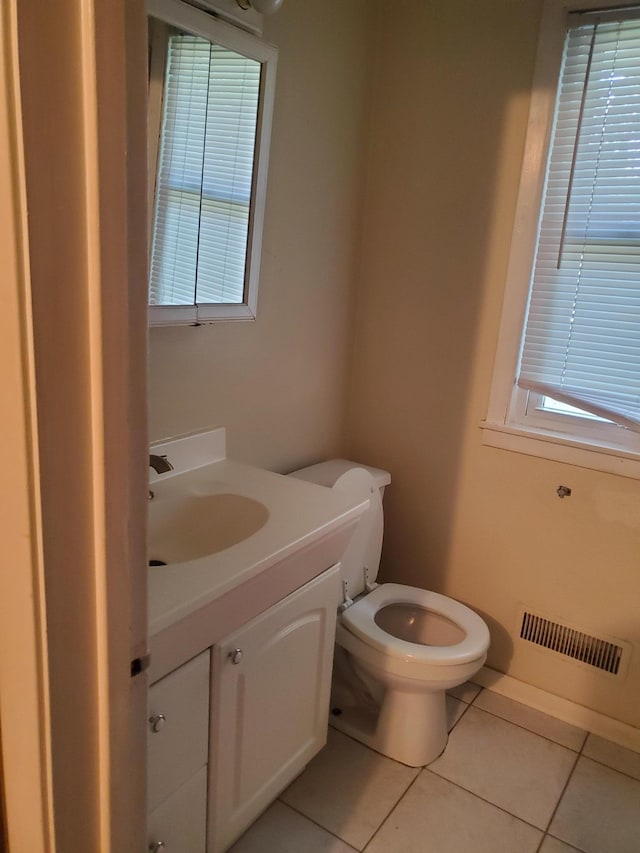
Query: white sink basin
[[149, 492, 269, 565], [147, 428, 369, 646]]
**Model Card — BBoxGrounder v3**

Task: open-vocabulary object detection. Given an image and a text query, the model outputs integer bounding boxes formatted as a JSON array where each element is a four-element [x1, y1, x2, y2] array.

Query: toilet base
[[375, 687, 448, 766], [329, 660, 449, 766]]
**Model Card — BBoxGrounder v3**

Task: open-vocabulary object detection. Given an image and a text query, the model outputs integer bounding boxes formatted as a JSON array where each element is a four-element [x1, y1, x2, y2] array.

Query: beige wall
[[148, 0, 373, 472], [147, 0, 640, 727], [347, 0, 640, 726]]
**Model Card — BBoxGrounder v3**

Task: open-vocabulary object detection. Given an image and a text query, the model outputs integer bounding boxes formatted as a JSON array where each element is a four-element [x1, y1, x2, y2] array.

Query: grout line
[[539, 835, 585, 853], [448, 697, 473, 733], [533, 834, 546, 853], [361, 768, 425, 852], [541, 729, 586, 838], [324, 722, 408, 764], [467, 684, 484, 705], [449, 684, 484, 706], [466, 702, 587, 753], [421, 767, 549, 835], [279, 731, 421, 851], [275, 799, 360, 851], [578, 752, 640, 785]]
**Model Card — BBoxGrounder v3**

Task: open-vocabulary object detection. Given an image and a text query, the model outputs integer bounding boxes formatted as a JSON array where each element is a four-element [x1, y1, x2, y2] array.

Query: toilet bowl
[[289, 460, 490, 767]]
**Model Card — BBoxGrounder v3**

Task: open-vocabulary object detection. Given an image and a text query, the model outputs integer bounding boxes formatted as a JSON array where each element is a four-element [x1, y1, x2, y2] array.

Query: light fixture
[[236, 0, 283, 14]]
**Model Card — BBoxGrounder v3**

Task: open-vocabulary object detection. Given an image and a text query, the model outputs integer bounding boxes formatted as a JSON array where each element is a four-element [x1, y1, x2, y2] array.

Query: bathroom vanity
[[146, 429, 367, 852]]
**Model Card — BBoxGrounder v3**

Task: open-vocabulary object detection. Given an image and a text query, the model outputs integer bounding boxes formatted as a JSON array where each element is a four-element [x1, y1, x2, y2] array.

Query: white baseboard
[[475, 666, 640, 753]]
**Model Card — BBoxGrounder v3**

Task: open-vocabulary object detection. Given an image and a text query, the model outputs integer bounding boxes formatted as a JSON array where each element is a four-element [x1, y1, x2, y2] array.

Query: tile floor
[[230, 683, 640, 853]]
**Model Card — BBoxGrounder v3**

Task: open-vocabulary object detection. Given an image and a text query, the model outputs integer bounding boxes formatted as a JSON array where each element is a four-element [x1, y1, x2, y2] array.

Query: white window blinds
[[149, 33, 261, 306], [518, 15, 640, 431]]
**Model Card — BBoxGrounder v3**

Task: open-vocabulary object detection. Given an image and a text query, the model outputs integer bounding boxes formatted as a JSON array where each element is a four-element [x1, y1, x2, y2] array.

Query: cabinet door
[[209, 566, 340, 852], [148, 765, 207, 853]]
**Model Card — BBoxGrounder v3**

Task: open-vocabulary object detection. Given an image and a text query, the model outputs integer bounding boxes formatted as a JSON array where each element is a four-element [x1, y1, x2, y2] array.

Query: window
[[147, 0, 277, 326], [485, 0, 640, 477]]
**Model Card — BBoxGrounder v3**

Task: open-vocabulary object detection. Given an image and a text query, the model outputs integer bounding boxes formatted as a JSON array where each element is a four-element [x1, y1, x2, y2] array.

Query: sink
[[147, 428, 370, 643], [149, 492, 270, 564]]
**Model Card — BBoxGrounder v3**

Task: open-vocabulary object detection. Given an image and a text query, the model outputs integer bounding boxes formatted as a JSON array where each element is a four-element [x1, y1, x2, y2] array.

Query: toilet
[[289, 459, 490, 767]]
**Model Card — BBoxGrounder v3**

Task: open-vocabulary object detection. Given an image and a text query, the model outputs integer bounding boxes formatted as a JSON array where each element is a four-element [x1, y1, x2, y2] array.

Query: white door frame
[[1, 0, 148, 849], [0, 3, 54, 849]]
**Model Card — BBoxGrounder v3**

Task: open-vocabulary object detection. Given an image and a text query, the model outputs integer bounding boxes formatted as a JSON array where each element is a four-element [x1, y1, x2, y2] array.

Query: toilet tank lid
[[288, 458, 391, 491]]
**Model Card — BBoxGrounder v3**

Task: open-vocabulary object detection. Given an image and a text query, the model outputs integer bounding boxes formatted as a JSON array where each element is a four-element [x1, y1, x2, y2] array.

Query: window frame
[[147, 0, 277, 326], [483, 0, 640, 479]]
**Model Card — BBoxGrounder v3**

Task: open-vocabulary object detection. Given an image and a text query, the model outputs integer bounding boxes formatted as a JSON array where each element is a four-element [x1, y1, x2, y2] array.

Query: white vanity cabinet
[[146, 566, 341, 853], [208, 565, 341, 852]]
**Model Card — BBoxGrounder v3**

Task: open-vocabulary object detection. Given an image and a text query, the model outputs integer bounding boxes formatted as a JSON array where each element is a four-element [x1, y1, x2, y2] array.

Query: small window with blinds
[[485, 1, 640, 473], [147, 0, 277, 326]]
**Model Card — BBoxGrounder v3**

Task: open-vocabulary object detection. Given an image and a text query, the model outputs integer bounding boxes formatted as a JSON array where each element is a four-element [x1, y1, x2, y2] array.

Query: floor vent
[[519, 611, 624, 675]]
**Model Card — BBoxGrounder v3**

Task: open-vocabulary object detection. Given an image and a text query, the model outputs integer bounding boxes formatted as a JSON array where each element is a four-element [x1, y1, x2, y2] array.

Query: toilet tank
[[289, 459, 391, 495], [288, 459, 391, 598]]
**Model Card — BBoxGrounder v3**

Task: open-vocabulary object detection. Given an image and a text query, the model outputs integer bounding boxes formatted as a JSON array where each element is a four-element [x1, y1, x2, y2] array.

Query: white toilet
[[289, 459, 490, 767]]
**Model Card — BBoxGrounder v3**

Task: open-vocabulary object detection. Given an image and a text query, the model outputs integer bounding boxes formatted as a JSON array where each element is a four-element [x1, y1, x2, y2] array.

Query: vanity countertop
[[148, 456, 368, 638]]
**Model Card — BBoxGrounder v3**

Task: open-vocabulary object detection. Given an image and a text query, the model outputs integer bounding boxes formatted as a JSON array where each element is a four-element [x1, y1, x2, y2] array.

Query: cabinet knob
[[149, 843, 165, 852], [149, 713, 166, 733], [229, 648, 243, 665]]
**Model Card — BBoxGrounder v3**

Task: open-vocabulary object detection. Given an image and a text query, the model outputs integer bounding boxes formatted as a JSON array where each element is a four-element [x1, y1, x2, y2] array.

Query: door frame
[[1, 0, 148, 849], [0, 3, 54, 849]]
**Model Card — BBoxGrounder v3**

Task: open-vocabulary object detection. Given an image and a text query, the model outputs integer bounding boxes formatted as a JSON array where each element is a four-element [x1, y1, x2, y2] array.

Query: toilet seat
[[341, 583, 490, 666]]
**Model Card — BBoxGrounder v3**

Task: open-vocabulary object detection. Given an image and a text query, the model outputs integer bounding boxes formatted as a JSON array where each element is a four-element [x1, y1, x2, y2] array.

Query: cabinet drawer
[[148, 765, 207, 853], [148, 649, 210, 811]]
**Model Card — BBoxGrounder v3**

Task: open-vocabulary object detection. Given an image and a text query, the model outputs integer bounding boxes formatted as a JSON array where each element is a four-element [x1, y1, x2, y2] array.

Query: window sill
[[148, 303, 257, 327], [480, 421, 640, 480]]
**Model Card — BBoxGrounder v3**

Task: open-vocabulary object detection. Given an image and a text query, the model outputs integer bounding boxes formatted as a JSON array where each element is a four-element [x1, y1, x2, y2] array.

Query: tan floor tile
[[539, 836, 584, 853], [447, 681, 482, 703], [550, 756, 640, 853], [230, 801, 357, 853], [365, 770, 542, 853], [429, 706, 576, 828], [281, 729, 418, 849], [474, 690, 586, 751], [583, 733, 640, 781]]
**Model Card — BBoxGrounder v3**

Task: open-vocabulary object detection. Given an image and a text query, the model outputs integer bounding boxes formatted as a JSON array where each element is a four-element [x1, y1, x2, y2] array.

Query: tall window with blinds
[[484, 2, 640, 472], [147, 0, 277, 326], [518, 14, 640, 432]]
